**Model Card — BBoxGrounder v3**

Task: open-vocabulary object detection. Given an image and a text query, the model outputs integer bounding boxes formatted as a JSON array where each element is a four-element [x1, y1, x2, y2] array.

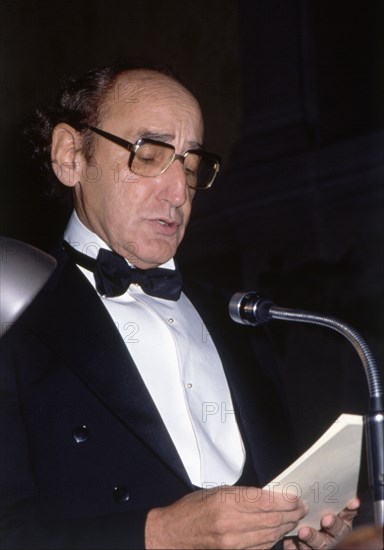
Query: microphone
[[229, 290, 384, 527], [229, 291, 274, 325]]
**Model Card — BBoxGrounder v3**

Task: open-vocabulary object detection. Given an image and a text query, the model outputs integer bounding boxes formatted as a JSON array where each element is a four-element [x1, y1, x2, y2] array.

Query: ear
[[51, 123, 84, 187]]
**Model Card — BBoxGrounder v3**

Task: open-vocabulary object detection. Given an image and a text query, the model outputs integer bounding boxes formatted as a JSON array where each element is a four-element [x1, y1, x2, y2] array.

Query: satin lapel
[[29, 255, 190, 485]]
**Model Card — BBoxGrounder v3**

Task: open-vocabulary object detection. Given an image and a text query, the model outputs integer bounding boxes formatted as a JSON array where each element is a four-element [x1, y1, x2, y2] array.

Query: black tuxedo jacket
[[0, 247, 293, 549]]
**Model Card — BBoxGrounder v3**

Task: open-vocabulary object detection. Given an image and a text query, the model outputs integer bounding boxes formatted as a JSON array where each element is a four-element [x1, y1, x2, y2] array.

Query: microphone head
[[229, 291, 273, 325]]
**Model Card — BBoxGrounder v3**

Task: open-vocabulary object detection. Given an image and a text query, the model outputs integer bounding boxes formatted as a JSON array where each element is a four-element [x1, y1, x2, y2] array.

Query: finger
[[320, 514, 349, 539], [321, 501, 359, 537], [337, 498, 360, 523], [295, 540, 319, 550], [239, 486, 305, 513], [293, 540, 315, 550], [283, 536, 300, 549], [297, 526, 331, 549], [285, 533, 315, 550], [228, 506, 308, 549]]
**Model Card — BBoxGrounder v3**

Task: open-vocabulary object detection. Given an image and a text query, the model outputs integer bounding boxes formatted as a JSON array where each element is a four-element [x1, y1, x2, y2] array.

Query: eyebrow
[[136, 129, 203, 150]]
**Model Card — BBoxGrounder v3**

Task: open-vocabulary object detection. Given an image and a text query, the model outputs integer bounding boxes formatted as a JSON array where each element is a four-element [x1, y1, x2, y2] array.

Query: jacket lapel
[[27, 254, 191, 486]]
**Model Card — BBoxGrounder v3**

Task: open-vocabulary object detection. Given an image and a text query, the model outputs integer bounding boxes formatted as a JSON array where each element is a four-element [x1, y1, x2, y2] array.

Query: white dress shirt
[[64, 211, 245, 487]]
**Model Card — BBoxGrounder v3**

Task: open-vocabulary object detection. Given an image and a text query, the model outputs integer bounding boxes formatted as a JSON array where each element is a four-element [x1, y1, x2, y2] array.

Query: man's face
[[73, 71, 204, 269]]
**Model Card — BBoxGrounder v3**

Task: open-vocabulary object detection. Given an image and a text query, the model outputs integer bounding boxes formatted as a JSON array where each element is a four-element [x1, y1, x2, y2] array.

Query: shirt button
[[168, 318, 174, 324], [186, 383, 193, 389]]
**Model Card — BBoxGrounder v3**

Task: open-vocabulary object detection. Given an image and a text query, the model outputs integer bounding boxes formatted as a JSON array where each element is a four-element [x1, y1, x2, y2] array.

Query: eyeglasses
[[82, 125, 221, 189]]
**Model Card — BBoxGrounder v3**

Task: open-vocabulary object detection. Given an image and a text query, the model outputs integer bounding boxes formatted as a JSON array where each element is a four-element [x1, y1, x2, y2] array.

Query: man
[[1, 61, 359, 549]]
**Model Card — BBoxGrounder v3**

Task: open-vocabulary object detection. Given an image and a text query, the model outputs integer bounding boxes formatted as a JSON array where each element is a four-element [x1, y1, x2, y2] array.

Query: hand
[[145, 485, 308, 549], [284, 498, 360, 549]]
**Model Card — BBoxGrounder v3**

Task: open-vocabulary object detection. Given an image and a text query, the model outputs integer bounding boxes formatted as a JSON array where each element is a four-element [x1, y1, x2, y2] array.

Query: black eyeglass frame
[[81, 124, 221, 189]]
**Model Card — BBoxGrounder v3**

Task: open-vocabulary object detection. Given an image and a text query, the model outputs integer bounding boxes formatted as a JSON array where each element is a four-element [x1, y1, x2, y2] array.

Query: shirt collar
[[63, 210, 176, 270]]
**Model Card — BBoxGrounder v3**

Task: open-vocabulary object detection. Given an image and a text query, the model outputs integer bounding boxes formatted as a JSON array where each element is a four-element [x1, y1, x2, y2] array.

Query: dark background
[[1, 0, 383, 478]]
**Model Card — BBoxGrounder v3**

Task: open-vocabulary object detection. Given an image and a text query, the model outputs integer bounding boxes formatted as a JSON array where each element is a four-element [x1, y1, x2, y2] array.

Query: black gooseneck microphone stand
[[229, 291, 384, 527]]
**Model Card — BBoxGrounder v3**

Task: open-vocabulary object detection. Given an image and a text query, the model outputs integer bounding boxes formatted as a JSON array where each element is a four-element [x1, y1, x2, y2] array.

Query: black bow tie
[[63, 242, 182, 301]]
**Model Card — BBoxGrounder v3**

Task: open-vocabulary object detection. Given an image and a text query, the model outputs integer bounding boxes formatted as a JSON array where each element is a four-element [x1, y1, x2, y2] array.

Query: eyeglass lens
[[131, 142, 217, 189]]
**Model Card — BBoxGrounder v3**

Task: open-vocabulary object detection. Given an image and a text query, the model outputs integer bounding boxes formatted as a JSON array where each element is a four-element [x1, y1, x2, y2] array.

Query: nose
[[158, 158, 189, 207]]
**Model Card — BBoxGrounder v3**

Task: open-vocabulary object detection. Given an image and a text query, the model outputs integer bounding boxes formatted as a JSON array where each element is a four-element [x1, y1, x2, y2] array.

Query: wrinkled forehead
[[100, 70, 203, 129]]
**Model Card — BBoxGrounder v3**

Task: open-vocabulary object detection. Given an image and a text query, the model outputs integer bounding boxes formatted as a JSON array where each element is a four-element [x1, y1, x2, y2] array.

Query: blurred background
[[1, 0, 383, 467]]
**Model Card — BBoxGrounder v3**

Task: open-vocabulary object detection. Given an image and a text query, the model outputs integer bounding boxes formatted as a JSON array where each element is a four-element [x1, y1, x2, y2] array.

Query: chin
[[132, 253, 175, 270], [126, 237, 179, 268], [146, 245, 178, 266]]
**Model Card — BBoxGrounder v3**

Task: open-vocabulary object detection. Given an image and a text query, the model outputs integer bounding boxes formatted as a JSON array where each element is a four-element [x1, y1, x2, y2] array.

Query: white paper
[[264, 413, 363, 535]]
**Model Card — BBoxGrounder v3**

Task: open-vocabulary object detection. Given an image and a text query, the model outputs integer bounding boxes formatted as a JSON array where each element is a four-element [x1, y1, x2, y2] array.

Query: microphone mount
[[229, 291, 384, 527]]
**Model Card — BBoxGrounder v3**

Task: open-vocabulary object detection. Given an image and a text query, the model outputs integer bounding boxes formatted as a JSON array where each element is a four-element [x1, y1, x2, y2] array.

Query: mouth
[[157, 218, 178, 227], [151, 218, 181, 235]]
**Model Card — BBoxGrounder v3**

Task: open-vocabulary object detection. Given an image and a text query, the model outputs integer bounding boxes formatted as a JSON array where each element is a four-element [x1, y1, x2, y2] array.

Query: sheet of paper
[[264, 413, 363, 535]]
